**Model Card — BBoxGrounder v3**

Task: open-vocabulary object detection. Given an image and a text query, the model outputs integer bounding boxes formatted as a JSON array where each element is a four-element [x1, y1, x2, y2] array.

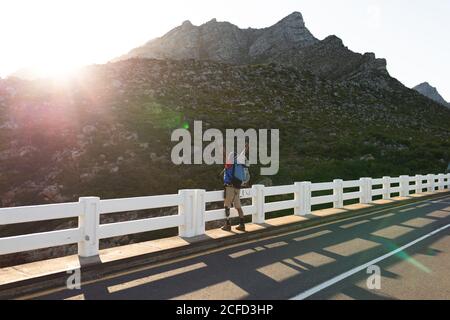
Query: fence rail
[[1, 173, 449, 258]]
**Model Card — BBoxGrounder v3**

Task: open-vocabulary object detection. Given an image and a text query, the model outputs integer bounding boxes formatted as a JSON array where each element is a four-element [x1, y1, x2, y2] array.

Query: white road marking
[[290, 223, 450, 300]]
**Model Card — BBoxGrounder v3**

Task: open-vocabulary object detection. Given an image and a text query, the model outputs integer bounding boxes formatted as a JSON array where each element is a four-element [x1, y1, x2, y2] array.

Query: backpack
[[230, 157, 243, 188], [231, 155, 249, 188]]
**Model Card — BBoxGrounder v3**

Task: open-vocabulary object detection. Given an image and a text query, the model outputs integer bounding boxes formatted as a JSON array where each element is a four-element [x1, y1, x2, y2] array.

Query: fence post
[[359, 178, 371, 204], [300, 181, 311, 215], [252, 184, 265, 223], [366, 178, 373, 203], [194, 189, 206, 236], [78, 197, 100, 258], [293, 182, 301, 215], [427, 174, 434, 192], [333, 179, 344, 208], [437, 173, 444, 191], [359, 178, 365, 203], [178, 189, 195, 237], [399, 175, 410, 197], [382, 176, 391, 200], [446, 174, 450, 189], [415, 175, 422, 194]]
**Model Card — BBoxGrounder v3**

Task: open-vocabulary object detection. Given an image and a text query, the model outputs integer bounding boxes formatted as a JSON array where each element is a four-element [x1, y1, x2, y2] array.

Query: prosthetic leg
[[221, 206, 231, 231]]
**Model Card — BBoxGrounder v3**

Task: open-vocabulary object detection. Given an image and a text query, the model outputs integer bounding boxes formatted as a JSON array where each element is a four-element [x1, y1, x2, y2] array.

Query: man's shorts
[[224, 186, 241, 209]]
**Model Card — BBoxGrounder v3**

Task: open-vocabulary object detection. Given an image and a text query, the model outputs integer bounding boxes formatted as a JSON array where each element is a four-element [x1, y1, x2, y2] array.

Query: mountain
[[116, 12, 318, 64], [413, 82, 450, 108], [115, 12, 388, 84]]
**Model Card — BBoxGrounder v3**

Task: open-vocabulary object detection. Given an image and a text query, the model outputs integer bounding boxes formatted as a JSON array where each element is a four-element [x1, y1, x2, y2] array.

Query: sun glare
[[29, 59, 81, 80]]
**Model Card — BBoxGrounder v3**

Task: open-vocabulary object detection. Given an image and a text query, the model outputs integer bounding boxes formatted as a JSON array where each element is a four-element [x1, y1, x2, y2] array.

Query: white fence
[[0, 173, 449, 258]]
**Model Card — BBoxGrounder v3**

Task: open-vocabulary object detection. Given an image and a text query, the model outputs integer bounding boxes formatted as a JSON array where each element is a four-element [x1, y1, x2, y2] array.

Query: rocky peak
[[415, 82, 434, 91], [248, 12, 318, 59], [322, 35, 344, 46], [277, 11, 305, 26], [181, 20, 193, 28], [115, 12, 318, 64], [413, 82, 450, 108]]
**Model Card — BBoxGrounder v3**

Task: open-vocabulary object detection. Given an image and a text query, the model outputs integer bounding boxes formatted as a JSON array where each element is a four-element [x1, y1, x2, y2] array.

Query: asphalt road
[[26, 194, 450, 300]]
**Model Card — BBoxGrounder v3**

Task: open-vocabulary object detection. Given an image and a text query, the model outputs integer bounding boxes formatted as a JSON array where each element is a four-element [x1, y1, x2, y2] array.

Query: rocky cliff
[[116, 12, 387, 84], [413, 82, 450, 108], [117, 12, 317, 64]]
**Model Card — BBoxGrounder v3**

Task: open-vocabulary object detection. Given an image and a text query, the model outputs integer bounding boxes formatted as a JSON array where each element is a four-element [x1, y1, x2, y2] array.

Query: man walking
[[221, 144, 249, 231]]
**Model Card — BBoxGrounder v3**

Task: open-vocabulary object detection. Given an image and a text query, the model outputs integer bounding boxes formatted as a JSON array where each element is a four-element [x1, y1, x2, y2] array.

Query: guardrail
[[1, 173, 449, 258]]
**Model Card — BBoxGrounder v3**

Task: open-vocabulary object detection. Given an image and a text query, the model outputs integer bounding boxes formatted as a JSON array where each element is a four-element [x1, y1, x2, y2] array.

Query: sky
[[0, 0, 449, 100]]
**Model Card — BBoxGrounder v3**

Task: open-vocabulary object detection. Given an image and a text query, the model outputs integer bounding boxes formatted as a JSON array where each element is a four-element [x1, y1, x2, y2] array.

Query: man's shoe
[[235, 224, 246, 232], [221, 224, 231, 231]]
